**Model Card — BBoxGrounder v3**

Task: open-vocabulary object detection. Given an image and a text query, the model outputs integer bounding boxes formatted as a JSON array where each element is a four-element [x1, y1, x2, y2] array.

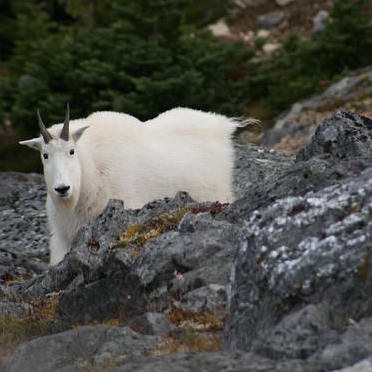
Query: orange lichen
[[360, 249, 370, 281]]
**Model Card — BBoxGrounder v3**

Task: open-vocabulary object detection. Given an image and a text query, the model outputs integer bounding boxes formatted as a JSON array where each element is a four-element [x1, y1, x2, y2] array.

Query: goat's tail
[[231, 116, 261, 128]]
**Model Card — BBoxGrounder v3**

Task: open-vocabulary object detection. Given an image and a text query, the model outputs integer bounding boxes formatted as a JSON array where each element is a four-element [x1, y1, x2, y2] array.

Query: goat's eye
[[69, 149, 75, 156], [43, 153, 48, 160]]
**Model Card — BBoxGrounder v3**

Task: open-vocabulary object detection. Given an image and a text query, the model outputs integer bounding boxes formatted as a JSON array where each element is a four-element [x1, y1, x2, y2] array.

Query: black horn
[[60, 103, 70, 141], [37, 109, 53, 144]]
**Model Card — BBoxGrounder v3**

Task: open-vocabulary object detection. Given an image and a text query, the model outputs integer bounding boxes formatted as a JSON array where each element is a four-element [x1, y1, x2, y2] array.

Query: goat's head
[[19, 105, 88, 205]]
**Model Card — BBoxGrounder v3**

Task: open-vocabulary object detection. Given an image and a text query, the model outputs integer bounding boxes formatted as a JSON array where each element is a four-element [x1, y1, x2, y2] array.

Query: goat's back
[[56, 108, 239, 208]]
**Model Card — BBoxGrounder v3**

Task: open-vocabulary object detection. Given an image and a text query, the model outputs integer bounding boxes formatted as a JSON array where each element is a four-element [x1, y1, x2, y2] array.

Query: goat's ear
[[72, 126, 89, 142], [19, 138, 42, 151]]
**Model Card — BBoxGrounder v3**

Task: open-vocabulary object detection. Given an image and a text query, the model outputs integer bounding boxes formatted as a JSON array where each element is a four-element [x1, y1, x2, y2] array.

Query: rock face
[[7, 325, 159, 372], [262, 67, 372, 154], [257, 11, 284, 29], [276, 0, 296, 6], [208, 20, 233, 38], [225, 111, 372, 370], [312, 10, 329, 35], [0, 172, 49, 281], [1, 111, 372, 371]]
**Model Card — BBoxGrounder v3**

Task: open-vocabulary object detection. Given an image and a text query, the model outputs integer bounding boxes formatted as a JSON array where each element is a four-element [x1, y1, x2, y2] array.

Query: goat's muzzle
[[54, 185, 71, 197]]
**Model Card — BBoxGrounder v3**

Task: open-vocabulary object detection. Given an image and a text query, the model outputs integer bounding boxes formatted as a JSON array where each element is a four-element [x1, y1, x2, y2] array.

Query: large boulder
[[225, 111, 372, 370], [226, 111, 372, 224], [7, 325, 159, 372]]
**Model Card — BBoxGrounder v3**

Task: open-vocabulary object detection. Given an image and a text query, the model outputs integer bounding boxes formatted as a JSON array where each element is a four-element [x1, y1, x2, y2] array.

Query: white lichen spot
[[269, 250, 279, 259], [240, 240, 248, 253], [307, 197, 324, 208], [316, 263, 336, 278], [260, 245, 268, 254], [346, 234, 367, 246]]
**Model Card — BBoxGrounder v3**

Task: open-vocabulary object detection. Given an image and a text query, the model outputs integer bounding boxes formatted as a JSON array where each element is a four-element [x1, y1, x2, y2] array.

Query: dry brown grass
[[168, 307, 224, 332], [72, 318, 121, 329], [0, 295, 59, 357], [148, 331, 222, 356], [148, 305, 225, 356], [114, 208, 190, 254]]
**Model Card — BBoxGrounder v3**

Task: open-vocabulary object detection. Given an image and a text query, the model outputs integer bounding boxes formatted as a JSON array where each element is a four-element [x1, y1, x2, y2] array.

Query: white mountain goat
[[20, 105, 252, 265]]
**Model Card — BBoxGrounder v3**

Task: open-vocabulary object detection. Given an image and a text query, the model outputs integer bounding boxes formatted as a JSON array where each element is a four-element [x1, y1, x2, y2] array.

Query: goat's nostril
[[54, 185, 70, 195]]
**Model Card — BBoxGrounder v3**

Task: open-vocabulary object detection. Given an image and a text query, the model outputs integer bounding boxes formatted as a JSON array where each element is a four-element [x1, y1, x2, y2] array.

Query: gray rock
[[51, 195, 199, 330], [0, 172, 48, 254], [261, 117, 315, 148], [133, 212, 239, 290], [226, 164, 372, 368], [53, 263, 148, 331], [276, 0, 296, 6], [0, 301, 32, 318], [110, 351, 306, 372], [4, 253, 87, 300], [251, 303, 337, 359], [208, 20, 233, 38], [296, 111, 372, 161], [308, 317, 372, 370], [6, 325, 159, 372], [227, 112, 372, 225], [233, 0, 270, 8], [18, 75, 33, 89], [335, 357, 372, 372], [23, 194, 238, 330], [312, 67, 372, 102], [173, 284, 228, 316], [312, 10, 329, 35], [0, 172, 48, 282], [128, 312, 175, 335], [257, 11, 284, 29], [263, 67, 372, 150], [233, 142, 294, 200]]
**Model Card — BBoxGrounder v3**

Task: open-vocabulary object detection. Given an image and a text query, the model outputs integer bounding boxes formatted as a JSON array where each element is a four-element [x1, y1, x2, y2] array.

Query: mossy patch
[[115, 207, 190, 254], [114, 202, 228, 257]]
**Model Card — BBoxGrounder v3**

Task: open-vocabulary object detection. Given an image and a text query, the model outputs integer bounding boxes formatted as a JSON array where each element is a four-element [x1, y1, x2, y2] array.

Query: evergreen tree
[[247, 0, 372, 115], [0, 0, 250, 136]]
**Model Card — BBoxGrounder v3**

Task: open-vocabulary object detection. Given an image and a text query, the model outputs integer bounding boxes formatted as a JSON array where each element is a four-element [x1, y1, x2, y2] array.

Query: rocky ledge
[[1, 111, 372, 372]]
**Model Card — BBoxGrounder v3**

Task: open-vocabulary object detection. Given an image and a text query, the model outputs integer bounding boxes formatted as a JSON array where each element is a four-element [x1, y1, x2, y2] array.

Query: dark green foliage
[[0, 144, 41, 173], [0, 0, 371, 139], [0, 0, 250, 137], [246, 0, 372, 116]]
